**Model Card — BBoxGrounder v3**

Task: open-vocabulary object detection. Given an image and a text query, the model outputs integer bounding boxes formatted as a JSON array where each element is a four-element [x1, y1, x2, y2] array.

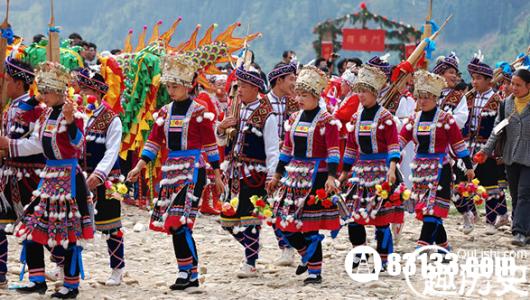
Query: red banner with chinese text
[[342, 29, 385, 52], [321, 41, 333, 59]]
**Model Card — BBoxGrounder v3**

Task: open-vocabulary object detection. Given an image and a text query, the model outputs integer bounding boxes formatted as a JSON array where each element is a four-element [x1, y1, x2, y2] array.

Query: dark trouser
[[0, 232, 6, 280], [223, 179, 265, 267], [417, 216, 450, 251], [226, 225, 261, 267], [347, 223, 393, 264], [171, 226, 198, 280], [26, 241, 81, 289], [505, 163, 530, 236], [283, 231, 323, 275], [107, 233, 125, 269], [477, 158, 508, 224]]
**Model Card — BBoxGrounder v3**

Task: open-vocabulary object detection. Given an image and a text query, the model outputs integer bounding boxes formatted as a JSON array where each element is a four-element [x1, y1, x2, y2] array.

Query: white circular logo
[[344, 245, 382, 282]]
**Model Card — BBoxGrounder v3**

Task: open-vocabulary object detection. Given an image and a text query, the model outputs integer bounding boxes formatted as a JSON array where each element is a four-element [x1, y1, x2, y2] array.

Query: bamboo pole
[[419, 0, 433, 69], [47, 0, 60, 63], [381, 15, 452, 109], [0, 0, 11, 138]]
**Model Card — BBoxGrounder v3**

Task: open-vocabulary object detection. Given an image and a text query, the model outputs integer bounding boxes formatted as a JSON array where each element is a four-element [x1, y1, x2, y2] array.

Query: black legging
[[170, 226, 199, 280], [505, 163, 530, 236], [26, 241, 80, 286], [283, 231, 323, 275], [348, 223, 393, 262]]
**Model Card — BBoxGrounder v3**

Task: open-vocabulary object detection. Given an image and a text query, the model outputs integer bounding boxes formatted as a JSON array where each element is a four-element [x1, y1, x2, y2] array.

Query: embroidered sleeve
[[9, 118, 43, 157], [325, 117, 341, 164], [399, 116, 414, 150], [67, 116, 85, 149], [92, 117, 122, 182], [279, 116, 295, 164], [141, 106, 167, 163], [199, 111, 220, 169], [343, 114, 359, 168], [382, 115, 401, 164], [445, 114, 470, 159]]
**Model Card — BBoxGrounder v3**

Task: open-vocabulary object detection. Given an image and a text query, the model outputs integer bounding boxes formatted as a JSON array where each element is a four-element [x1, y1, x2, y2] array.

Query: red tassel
[[391, 61, 414, 83], [225, 69, 237, 93]]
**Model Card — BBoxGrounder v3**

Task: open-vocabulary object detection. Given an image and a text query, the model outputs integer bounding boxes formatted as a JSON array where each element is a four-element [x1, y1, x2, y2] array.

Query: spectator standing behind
[[68, 32, 83, 46], [282, 50, 296, 64], [477, 67, 530, 246], [81, 41, 98, 66], [32, 34, 45, 43]]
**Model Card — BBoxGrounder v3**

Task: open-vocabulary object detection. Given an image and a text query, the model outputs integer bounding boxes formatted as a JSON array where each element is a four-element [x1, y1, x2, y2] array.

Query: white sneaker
[[462, 212, 474, 235], [275, 248, 295, 266], [105, 268, 124, 286], [494, 214, 511, 229], [236, 264, 258, 278], [485, 224, 497, 235], [45, 264, 64, 282]]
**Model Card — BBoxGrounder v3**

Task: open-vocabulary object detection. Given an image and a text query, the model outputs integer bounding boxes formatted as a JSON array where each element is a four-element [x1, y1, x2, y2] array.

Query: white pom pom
[[203, 112, 215, 121], [331, 119, 342, 130], [385, 119, 393, 126], [156, 117, 165, 126], [74, 111, 84, 119], [196, 116, 203, 123], [4, 224, 13, 233], [284, 120, 292, 132], [444, 124, 450, 130], [346, 122, 355, 132], [320, 127, 326, 135], [406, 124, 412, 131], [449, 118, 455, 124]]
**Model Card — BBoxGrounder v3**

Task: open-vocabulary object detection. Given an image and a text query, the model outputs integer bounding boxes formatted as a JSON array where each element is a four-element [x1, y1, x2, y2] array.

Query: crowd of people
[[0, 26, 529, 299]]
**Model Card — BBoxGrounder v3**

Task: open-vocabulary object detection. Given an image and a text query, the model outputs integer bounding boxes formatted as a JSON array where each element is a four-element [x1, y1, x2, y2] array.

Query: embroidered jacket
[[9, 105, 84, 160], [141, 99, 220, 167], [2, 94, 46, 164], [84, 102, 122, 182], [399, 107, 470, 165], [279, 106, 340, 173], [343, 104, 400, 166]]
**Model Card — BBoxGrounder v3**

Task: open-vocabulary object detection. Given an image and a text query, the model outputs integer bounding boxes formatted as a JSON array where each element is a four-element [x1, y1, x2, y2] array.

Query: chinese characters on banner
[[342, 29, 386, 52], [321, 41, 333, 59]]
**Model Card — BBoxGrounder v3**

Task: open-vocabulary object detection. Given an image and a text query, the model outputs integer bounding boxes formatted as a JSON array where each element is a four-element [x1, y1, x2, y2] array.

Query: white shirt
[[86, 105, 122, 179], [267, 90, 287, 137], [395, 94, 416, 130], [439, 88, 469, 129]]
